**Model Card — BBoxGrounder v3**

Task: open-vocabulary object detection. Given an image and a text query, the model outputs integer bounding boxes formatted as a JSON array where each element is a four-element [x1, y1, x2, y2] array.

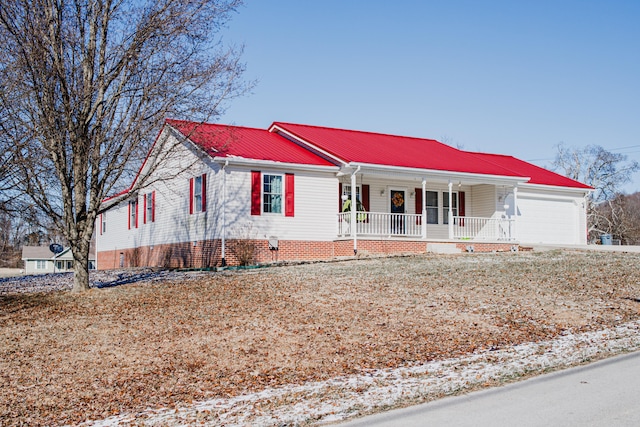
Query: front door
[[390, 189, 405, 234]]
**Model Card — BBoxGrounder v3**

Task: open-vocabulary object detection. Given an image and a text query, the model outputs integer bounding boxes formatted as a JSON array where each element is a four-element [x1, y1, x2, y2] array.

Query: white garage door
[[517, 195, 579, 245]]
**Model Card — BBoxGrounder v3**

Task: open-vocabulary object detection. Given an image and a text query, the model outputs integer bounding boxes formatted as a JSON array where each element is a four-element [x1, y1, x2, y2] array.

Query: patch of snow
[[78, 321, 640, 427]]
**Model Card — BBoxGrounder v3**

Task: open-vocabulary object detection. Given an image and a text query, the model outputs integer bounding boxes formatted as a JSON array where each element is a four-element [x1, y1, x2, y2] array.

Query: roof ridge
[[273, 122, 443, 144]]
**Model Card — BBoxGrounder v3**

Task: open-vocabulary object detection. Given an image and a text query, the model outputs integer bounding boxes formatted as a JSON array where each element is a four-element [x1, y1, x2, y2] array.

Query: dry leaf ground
[[1, 250, 640, 426]]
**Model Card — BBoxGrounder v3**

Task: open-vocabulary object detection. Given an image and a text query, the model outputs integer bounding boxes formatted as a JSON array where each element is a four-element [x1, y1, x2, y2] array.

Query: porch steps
[[427, 243, 462, 254]]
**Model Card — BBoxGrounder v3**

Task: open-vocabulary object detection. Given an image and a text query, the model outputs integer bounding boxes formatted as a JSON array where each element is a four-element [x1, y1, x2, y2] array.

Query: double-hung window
[[144, 191, 155, 223], [128, 199, 138, 229], [189, 174, 207, 214], [36, 260, 46, 270], [443, 191, 458, 224], [342, 184, 361, 201], [426, 191, 438, 224], [251, 171, 294, 217], [263, 174, 283, 214], [99, 213, 106, 235]]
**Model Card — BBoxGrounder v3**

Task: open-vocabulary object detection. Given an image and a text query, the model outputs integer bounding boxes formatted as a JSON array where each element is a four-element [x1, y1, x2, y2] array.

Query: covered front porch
[[335, 163, 526, 250], [337, 212, 516, 241]]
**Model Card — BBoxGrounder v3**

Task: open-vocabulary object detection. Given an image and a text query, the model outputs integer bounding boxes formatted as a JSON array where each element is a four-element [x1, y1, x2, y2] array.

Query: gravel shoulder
[[2, 250, 640, 426]]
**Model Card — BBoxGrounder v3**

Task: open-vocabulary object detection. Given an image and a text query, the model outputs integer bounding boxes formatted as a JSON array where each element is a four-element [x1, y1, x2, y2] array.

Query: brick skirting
[[97, 239, 518, 270]]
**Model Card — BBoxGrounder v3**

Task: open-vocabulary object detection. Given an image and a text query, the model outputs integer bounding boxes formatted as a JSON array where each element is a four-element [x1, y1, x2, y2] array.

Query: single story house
[[22, 246, 96, 274], [95, 120, 592, 269]]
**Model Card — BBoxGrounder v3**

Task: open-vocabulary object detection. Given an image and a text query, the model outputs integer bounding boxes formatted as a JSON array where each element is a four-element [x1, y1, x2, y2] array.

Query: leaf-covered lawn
[[2, 250, 640, 426]]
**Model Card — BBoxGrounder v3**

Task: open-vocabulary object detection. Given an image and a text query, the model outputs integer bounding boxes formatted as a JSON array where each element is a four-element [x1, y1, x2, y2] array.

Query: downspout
[[448, 181, 453, 239], [512, 185, 518, 241], [421, 178, 427, 239], [221, 159, 229, 266], [351, 165, 361, 255]]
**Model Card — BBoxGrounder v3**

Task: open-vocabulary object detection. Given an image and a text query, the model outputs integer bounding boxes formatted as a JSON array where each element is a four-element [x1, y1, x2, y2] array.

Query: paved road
[[339, 351, 640, 427]]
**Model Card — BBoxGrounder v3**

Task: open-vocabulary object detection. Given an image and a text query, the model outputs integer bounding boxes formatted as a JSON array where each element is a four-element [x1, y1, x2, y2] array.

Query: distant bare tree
[[552, 143, 639, 241], [595, 192, 640, 245], [0, 0, 250, 290]]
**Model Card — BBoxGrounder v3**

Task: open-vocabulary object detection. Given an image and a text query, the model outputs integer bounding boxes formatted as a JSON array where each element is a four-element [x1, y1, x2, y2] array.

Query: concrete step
[[427, 243, 462, 254]]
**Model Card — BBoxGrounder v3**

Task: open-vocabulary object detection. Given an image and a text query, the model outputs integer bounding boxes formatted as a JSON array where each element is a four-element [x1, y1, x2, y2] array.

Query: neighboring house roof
[[270, 122, 591, 190], [166, 119, 335, 167], [20, 246, 95, 261], [21, 246, 56, 260]]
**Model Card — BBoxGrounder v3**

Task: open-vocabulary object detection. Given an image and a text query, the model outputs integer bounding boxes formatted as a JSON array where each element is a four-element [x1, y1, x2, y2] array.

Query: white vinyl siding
[[96, 130, 339, 261]]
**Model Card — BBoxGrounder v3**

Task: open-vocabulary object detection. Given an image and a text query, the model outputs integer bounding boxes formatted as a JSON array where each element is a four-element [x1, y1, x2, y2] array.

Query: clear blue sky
[[219, 1, 640, 192]]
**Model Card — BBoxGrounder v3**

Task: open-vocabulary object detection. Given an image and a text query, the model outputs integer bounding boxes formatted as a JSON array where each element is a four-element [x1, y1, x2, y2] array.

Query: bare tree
[[552, 143, 639, 240], [595, 192, 640, 244], [0, 0, 250, 290]]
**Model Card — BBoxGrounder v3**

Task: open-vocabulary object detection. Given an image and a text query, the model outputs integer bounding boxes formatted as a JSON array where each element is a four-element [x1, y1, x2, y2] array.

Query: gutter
[[347, 162, 530, 185], [213, 156, 339, 173]]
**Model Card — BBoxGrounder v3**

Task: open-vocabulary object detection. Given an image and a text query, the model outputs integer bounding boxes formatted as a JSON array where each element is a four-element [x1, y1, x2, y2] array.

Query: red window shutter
[[338, 183, 342, 212], [362, 185, 370, 211], [458, 191, 465, 227], [361, 184, 370, 223], [285, 173, 295, 217], [151, 191, 155, 222], [189, 177, 194, 215], [99, 214, 103, 235], [415, 188, 422, 225], [201, 173, 207, 212], [127, 203, 131, 230], [143, 194, 147, 224], [251, 171, 261, 216], [135, 199, 139, 228]]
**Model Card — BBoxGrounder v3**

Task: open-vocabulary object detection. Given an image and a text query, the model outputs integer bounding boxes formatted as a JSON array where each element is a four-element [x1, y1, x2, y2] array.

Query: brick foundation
[[97, 239, 518, 270]]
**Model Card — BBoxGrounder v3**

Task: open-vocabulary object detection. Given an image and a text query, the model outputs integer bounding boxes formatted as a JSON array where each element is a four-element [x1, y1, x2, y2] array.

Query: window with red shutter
[[144, 192, 154, 223], [285, 173, 294, 217], [189, 177, 194, 214], [251, 171, 261, 215], [201, 174, 207, 212], [415, 188, 422, 225], [189, 175, 206, 214], [128, 199, 138, 229]]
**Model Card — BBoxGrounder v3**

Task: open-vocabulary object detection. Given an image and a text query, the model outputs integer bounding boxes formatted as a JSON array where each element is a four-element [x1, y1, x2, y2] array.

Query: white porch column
[[448, 181, 453, 239], [350, 169, 358, 255], [421, 178, 427, 239], [512, 185, 518, 241]]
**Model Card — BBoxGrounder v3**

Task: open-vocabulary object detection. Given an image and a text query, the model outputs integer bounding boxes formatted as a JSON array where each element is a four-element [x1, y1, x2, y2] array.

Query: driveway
[[339, 351, 640, 427]]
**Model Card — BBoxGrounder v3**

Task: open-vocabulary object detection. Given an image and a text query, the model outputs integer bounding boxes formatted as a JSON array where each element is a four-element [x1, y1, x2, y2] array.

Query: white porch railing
[[337, 212, 422, 237], [337, 212, 515, 241], [451, 216, 515, 241]]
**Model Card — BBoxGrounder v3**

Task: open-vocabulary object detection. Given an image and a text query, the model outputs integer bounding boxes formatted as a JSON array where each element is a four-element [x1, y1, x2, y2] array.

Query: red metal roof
[[467, 152, 593, 189], [166, 119, 334, 166], [272, 122, 524, 177], [272, 122, 591, 189]]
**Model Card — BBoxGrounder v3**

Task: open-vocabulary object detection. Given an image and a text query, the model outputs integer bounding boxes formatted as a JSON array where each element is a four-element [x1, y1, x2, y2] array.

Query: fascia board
[[348, 162, 530, 185], [520, 182, 594, 195], [101, 125, 172, 204], [213, 156, 340, 173]]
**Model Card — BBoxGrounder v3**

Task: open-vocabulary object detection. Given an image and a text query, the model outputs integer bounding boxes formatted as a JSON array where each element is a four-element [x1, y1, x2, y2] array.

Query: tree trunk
[[72, 240, 91, 292]]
